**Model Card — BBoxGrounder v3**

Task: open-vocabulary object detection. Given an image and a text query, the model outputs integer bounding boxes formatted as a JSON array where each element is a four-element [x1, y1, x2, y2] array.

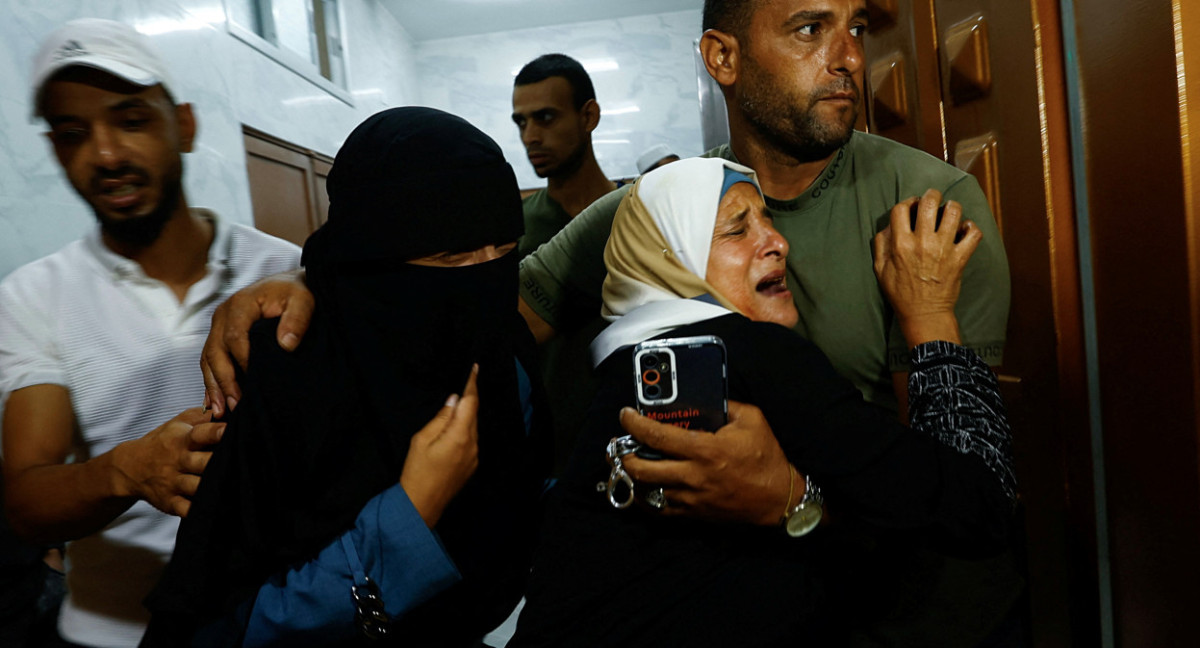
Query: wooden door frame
[[242, 126, 335, 245]]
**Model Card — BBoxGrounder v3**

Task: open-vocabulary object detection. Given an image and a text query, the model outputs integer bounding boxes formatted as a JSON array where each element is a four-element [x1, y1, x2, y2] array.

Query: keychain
[[605, 435, 641, 509]]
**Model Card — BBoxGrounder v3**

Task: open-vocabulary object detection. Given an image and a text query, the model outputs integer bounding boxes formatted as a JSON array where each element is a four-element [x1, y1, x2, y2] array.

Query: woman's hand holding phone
[[619, 401, 793, 526]]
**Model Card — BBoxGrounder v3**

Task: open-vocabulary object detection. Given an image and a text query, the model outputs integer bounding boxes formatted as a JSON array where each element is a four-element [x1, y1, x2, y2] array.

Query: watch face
[[786, 503, 823, 537]]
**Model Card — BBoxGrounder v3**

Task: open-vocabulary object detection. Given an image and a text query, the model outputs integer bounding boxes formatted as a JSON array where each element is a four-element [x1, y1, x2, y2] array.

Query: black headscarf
[[145, 107, 550, 646]]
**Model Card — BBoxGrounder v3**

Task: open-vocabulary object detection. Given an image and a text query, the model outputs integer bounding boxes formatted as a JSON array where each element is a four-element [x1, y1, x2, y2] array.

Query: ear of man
[[175, 103, 196, 153], [700, 29, 740, 89], [581, 98, 601, 133]]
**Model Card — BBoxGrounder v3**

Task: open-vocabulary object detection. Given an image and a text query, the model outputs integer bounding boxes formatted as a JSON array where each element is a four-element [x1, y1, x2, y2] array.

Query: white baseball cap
[[31, 18, 175, 118], [636, 144, 679, 175]]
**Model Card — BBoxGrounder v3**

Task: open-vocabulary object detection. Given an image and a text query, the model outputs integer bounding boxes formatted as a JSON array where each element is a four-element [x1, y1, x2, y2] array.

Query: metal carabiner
[[607, 464, 636, 509], [607, 435, 642, 460], [605, 435, 642, 509]]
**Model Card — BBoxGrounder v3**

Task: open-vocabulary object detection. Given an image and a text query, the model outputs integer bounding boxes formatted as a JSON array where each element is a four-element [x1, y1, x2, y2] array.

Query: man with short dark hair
[[511, 53, 619, 257], [0, 19, 299, 646], [511, 53, 626, 476]]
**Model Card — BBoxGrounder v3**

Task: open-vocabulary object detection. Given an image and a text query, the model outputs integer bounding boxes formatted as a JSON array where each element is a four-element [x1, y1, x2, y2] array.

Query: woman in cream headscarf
[[510, 157, 1015, 647]]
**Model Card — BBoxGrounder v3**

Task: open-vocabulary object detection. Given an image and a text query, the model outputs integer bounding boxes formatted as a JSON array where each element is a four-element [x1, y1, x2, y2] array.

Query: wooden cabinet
[[243, 127, 333, 247]]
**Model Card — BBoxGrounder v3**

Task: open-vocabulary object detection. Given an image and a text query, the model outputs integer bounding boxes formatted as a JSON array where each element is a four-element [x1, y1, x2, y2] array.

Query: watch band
[[783, 473, 823, 537]]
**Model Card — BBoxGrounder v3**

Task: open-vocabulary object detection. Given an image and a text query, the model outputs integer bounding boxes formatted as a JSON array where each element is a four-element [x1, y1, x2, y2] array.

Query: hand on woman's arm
[[873, 188, 983, 348], [399, 366, 480, 528], [201, 269, 315, 417]]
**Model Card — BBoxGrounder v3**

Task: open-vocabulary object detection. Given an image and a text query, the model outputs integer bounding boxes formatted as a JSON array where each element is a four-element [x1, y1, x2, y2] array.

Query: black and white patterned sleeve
[[907, 340, 1017, 504]]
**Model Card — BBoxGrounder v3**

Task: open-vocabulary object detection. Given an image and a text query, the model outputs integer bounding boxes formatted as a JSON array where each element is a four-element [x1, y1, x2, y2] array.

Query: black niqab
[[145, 107, 549, 646]]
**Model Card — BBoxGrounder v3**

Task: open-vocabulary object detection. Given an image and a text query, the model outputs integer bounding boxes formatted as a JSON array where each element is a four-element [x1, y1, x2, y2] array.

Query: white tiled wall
[[0, 1, 705, 279], [416, 9, 704, 189], [0, 0, 415, 279]]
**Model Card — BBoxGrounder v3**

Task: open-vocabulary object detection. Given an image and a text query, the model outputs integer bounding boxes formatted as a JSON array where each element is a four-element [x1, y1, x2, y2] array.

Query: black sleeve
[[719, 318, 1015, 552]]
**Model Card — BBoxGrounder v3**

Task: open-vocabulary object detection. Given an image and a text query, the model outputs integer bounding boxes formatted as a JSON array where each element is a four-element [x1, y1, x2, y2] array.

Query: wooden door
[[243, 128, 334, 246], [1068, 0, 1200, 644], [864, 1, 1097, 645]]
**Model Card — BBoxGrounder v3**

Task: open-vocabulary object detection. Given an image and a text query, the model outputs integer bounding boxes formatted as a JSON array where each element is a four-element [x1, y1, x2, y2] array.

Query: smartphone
[[633, 335, 728, 459]]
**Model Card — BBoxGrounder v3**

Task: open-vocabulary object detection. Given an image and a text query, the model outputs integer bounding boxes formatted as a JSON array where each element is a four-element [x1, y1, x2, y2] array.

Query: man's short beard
[[738, 60, 859, 163], [535, 138, 587, 179], [95, 166, 183, 248]]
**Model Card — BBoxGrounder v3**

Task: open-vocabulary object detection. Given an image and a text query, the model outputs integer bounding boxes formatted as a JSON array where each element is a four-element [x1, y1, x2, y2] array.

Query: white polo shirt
[[0, 210, 301, 648]]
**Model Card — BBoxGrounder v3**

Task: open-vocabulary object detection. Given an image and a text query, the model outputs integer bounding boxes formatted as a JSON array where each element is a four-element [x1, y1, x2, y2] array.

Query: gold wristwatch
[[783, 473, 823, 537]]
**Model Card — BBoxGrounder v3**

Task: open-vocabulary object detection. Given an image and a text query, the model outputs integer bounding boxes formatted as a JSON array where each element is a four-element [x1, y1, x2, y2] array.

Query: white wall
[[416, 9, 705, 189], [0, 2, 707, 279], [0, 0, 417, 279]]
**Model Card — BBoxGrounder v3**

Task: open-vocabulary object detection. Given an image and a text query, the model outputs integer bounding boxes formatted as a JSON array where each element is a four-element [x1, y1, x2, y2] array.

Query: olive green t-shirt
[[517, 131, 1010, 411], [517, 188, 605, 475], [518, 189, 572, 259]]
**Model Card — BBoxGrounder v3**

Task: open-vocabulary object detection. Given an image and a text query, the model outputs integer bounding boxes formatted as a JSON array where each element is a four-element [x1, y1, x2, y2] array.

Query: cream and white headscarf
[[590, 157, 764, 365]]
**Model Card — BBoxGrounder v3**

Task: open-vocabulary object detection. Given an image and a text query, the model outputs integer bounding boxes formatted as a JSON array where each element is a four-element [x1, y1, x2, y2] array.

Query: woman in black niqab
[[145, 107, 550, 646]]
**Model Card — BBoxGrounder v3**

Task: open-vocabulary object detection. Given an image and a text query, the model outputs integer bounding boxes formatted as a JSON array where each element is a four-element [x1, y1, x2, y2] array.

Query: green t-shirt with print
[[517, 131, 1010, 412], [518, 189, 573, 259]]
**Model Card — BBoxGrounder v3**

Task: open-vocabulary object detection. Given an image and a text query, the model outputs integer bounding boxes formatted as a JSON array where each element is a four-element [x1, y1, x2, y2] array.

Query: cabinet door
[[244, 129, 333, 246]]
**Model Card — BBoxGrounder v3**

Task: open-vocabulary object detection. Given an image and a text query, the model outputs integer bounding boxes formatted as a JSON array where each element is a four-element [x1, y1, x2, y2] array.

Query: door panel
[[864, 0, 946, 155], [243, 128, 334, 246], [952, 131, 1001, 229], [244, 141, 316, 247], [864, 1, 1095, 645], [1070, 0, 1200, 644]]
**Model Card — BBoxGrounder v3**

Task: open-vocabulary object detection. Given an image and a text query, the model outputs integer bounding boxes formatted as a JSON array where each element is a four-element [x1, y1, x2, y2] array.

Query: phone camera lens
[[641, 353, 658, 369], [644, 384, 661, 398], [642, 369, 660, 385]]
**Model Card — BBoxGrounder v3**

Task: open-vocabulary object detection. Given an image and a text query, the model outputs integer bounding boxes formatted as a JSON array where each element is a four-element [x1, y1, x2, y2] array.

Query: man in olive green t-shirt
[[511, 54, 627, 474], [511, 54, 621, 258]]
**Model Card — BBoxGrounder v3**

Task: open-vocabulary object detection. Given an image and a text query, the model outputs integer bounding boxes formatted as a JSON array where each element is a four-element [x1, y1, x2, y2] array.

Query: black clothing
[[145, 108, 550, 647], [511, 314, 1014, 648], [305, 108, 523, 268]]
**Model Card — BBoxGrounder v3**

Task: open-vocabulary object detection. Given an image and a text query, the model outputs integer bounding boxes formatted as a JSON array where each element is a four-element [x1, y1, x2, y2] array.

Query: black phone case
[[633, 336, 728, 459]]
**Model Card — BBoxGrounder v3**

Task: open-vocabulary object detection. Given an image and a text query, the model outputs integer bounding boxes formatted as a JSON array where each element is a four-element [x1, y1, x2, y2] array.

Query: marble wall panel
[[0, 0, 416, 280], [0, 2, 705, 279], [415, 9, 705, 189]]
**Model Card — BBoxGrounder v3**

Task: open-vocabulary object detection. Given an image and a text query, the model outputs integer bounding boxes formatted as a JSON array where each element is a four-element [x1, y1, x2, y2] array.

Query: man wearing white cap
[[634, 143, 680, 175], [0, 18, 299, 647]]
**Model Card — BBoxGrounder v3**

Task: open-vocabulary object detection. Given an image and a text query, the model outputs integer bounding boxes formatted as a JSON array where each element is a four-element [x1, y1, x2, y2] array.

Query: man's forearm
[[518, 296, 555, 343], [5, 448, 138, 544]]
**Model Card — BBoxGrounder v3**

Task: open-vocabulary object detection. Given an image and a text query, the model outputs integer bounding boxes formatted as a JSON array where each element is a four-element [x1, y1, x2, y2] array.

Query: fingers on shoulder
[[940, 199, 964, 231], [276, 291, 316, 349], [890, 196, 920, 230], [955, 219, 984, 258]]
